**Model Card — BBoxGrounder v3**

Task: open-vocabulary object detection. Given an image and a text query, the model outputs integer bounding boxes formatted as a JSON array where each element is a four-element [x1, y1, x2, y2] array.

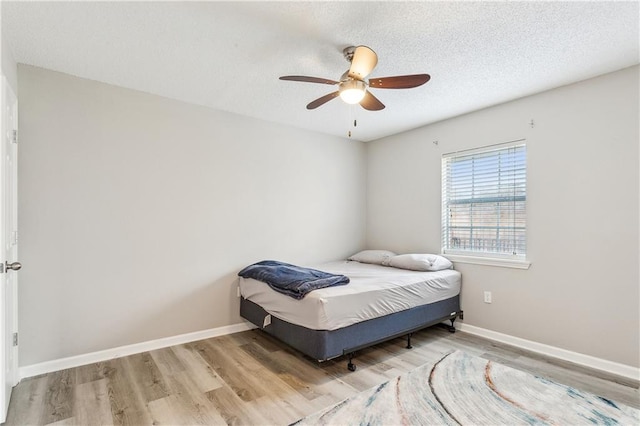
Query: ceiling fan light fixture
[[339, 79, 366, 104]]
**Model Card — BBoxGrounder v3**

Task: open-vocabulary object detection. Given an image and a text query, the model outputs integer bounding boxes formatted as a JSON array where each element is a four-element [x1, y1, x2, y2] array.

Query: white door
[[0, 74, 19, 423]]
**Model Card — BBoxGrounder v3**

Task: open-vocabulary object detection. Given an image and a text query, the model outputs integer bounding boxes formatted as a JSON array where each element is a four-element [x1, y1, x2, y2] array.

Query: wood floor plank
[[102, 358, 153, 426], [322, 358, 396, 392], [146, 395, 186, 425], [75, 362, 111, 385], [188, 338, 267, 402], [205, 385, 272, 425], [146, 347, 185, 376], [147, 392, 226, 426], [234, 329, 284, 353], [239, 341, 324, 400], [207, 337, 323, 415], [312, 377, 358, 405], [46, 417, 77, 425], [5, 327, 639, 426], [5, 375, 48, 425], [73, 378, 113, 425], [245, 394, 307, 425], [123, 352, 169, 403], [149, 348, 227, 425], [186, 336, 313, 424], [170, 344, 224, 392], [40, 368, 74, 425]]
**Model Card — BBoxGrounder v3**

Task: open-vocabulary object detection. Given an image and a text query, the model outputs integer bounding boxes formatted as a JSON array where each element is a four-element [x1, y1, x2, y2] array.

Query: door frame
[[0, 73, 19, 422]]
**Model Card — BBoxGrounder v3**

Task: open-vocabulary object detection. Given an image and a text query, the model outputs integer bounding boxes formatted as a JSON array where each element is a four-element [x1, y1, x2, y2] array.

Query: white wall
[[367, 66, 639, 368], [17, 62, 640, 370], [1, 6, 18, 92], [18, 65, 366, 366]]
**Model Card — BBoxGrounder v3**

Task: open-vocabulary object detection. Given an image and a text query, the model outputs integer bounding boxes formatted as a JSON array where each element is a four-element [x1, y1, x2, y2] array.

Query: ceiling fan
[[279, 46, 430, 111]]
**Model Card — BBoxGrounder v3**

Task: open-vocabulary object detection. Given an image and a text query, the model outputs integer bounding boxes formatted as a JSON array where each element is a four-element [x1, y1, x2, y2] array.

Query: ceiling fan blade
[[306, 91, 340, 109], [360, 91, 385, 111], [280, 76, 339, 85], [368, 74, 431, 89], [348, 46, 378, 80]]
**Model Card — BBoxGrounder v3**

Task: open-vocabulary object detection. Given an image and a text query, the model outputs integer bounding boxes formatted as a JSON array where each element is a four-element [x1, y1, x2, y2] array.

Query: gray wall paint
[[17, 63, 639, 370], [18, 65, 366, 366], [367, 66, 639, 367], [1, 11, 18, 92]]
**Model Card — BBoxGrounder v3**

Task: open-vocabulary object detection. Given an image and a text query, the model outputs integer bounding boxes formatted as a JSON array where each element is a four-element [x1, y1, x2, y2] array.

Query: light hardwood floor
[[6, 326, 639, 425]]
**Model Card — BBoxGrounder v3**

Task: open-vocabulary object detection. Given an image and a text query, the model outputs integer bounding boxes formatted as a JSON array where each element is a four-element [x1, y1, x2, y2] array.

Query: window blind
[[442, 141, 527, 258]]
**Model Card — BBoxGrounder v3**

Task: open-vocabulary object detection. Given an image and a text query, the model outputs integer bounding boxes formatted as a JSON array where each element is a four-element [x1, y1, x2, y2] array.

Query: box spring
[[240, 295, 461, 361]]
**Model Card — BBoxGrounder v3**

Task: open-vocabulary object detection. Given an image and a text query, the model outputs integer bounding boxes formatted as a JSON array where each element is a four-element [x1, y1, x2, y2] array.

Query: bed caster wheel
[[347, 362, 357, 372], [447, 326, 456, 333]]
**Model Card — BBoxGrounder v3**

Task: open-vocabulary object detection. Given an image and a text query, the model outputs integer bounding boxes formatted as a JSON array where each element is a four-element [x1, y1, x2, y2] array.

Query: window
[[442, 140, 527, 265]]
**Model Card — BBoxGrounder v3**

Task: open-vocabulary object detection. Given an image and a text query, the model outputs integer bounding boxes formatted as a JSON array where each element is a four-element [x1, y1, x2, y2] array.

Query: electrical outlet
[[484, 291, 492, 304]]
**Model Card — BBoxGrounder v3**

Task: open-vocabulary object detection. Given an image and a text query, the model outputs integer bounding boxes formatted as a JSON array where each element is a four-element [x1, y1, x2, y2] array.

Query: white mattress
[[239, 260, 461, 331]]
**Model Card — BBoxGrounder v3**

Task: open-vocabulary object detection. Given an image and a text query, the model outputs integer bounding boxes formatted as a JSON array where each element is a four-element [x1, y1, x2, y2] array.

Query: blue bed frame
[[240, 295, 463, 371]]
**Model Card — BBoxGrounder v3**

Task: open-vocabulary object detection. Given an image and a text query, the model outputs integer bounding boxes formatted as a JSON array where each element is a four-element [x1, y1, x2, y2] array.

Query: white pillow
[[348, 250, 396, 266], [389, 254, 453, 271]]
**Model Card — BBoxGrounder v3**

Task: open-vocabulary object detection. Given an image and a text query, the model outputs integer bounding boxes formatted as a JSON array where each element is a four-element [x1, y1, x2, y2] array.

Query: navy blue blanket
[[238, 260, 350, 299]]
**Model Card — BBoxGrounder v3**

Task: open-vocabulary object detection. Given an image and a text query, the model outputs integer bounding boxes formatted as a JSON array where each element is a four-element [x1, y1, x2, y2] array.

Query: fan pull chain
[[348, 105, 358, 137], [348, 105, 357, 138]]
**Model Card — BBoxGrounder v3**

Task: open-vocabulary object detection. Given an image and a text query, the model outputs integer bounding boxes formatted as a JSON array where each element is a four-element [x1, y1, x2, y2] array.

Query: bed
[[239, 255, 463, 371]]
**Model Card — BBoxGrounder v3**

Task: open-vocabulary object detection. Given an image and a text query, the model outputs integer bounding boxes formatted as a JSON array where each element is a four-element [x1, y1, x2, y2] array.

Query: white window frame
[[441, 139, 530, 269]]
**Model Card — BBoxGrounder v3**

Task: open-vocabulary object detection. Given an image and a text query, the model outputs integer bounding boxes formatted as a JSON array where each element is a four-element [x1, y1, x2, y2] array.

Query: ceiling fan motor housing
[[342, 46, 356, 63]]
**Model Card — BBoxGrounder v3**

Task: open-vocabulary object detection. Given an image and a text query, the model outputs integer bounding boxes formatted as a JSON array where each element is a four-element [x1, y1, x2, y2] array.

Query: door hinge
[[11, 129, 17, 144], [12, 333, 17, 347]]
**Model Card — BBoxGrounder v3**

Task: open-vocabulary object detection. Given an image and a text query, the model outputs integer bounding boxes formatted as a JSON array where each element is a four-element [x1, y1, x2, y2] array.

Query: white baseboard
[[19, 321, 257, 380], [457, 322, 640, 382], [19, 320, 639, 383]]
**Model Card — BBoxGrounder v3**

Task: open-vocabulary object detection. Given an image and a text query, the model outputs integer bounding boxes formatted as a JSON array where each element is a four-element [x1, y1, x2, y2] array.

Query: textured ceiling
[[2, 1, 639, 142]]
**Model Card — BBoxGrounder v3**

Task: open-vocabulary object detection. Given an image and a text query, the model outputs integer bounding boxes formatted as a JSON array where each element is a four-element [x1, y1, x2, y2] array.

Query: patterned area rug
[[293, 350, 639, 425]]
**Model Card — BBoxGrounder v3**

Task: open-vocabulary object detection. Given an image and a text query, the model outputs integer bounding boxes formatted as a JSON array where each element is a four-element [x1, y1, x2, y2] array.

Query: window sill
[[444, 254, 531, 270]]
